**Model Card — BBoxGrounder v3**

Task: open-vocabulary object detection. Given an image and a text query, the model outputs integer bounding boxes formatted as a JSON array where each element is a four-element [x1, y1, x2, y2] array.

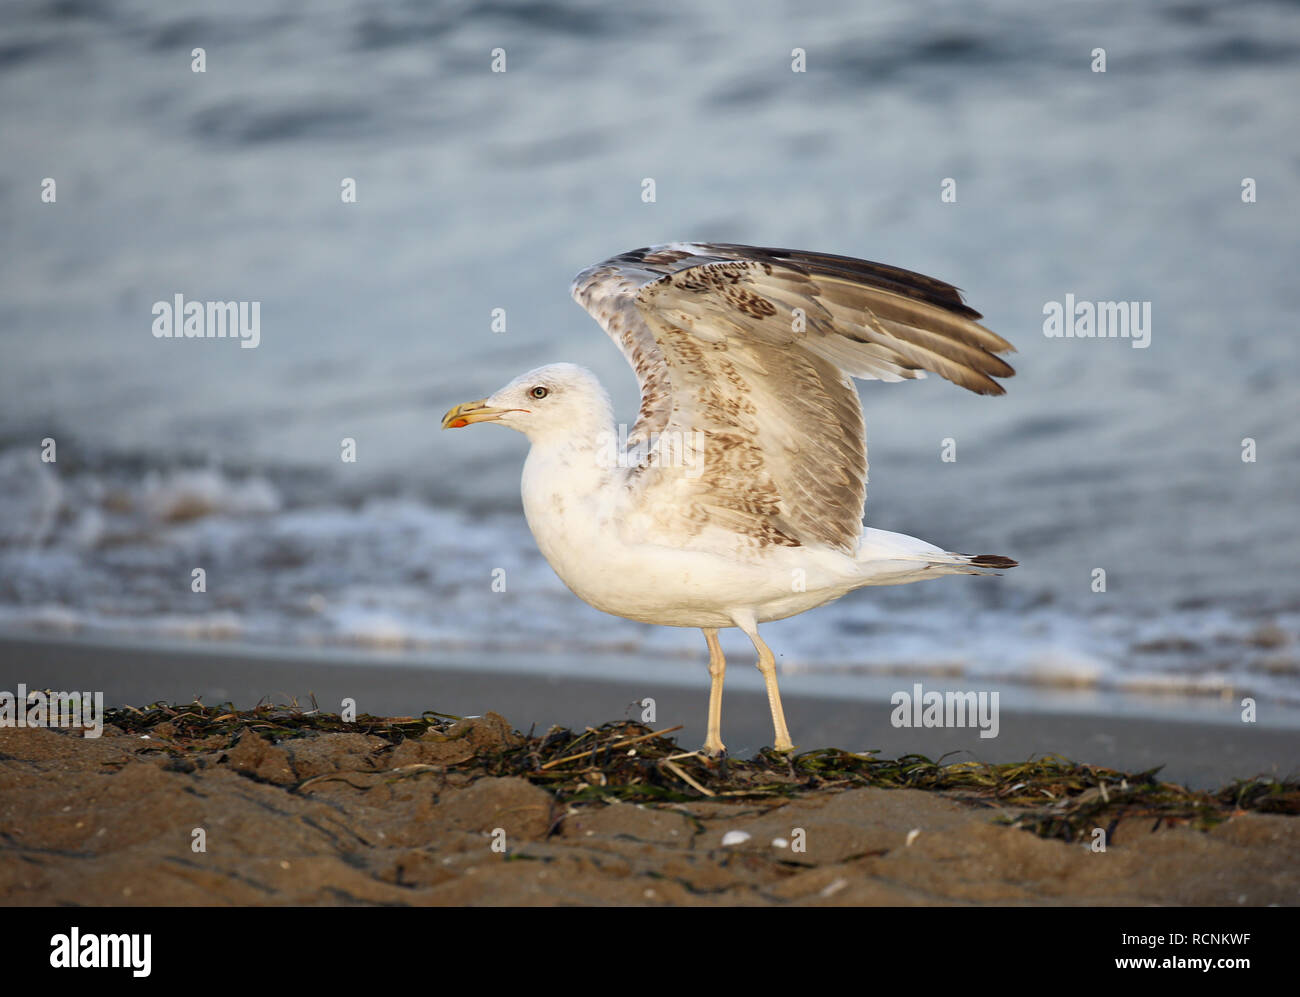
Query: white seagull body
[[443, 243, 1016, 756]]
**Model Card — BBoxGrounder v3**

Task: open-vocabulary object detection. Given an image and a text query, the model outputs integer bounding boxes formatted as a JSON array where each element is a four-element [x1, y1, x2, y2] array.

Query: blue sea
[[2, 0, 1299, 723]]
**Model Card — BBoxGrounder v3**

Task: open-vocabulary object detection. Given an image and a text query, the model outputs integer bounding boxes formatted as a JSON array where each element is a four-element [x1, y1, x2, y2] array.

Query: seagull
[[442, 243, 1016, 756]]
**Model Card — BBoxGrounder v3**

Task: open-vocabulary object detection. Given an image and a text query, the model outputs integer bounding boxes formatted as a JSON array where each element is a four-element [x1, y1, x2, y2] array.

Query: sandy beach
[[4, 634, 1297, 788], [2, 708, 1296, 907], [2, 635, 1297, 907]]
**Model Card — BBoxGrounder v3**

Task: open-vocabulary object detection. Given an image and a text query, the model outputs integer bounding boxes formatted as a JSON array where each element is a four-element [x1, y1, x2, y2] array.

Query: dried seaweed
[[100, 699, 1298, 843]]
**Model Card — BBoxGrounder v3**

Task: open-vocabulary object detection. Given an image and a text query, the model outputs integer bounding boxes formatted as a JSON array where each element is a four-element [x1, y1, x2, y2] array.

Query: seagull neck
[[523, 418, 621, 497]]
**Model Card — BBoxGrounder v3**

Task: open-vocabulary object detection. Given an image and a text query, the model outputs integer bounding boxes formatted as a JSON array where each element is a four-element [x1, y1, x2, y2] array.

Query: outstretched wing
[[570, 242, 1014, 555]]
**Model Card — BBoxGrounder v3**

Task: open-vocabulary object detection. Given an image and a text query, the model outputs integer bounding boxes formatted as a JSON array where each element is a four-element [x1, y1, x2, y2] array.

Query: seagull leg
[[734, 614, 794, 753], [702, 627, 727, 756]]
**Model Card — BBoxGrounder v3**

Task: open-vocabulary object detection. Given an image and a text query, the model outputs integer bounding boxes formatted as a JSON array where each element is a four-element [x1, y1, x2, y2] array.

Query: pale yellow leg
[[702, 627, 726, 756], [736, 619, 794, 753]]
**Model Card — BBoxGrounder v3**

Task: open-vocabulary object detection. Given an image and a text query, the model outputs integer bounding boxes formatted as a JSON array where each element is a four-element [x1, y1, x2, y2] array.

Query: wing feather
[[570, 243, 1014, 555]]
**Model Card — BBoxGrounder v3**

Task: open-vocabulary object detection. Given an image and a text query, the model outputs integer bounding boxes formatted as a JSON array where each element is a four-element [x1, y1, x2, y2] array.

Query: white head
[[441, 363, 614, 444]]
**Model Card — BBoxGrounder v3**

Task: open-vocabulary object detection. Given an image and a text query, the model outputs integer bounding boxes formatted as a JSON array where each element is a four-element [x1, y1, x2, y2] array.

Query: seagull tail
[[853, 528, 1017, 583], [927, 550, 1019, 576]]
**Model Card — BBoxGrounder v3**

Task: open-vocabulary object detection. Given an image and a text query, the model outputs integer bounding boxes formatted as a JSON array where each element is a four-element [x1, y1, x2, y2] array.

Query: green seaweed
[[97, 699, 1298, 844]]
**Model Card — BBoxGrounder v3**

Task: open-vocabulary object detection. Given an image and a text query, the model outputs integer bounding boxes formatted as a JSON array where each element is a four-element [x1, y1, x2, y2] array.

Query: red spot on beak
[[449, 418, 469, 428]]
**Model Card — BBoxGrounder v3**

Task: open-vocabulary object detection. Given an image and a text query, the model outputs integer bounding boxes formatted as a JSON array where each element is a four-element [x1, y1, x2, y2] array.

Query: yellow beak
[[441, 399, 522, 429]]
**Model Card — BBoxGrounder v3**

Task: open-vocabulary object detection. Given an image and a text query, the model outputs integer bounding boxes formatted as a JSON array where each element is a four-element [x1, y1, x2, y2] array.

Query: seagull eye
[[530, 386, 549, 399]]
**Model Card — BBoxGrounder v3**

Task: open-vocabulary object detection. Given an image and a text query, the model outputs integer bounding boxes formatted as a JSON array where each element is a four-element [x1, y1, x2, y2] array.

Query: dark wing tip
[[970, 554, 1018, 569], [708, 242, 984, 320]]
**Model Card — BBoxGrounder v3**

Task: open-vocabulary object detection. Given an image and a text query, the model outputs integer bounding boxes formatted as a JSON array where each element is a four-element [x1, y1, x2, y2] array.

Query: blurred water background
[[2, 0, 1299, 721]]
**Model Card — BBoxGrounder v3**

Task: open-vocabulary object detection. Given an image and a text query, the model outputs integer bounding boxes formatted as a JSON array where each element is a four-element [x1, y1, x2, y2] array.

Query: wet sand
[[1, 634, 1297, 906], [2, 634, 1296, 788], [0, 711, 1296, 906]]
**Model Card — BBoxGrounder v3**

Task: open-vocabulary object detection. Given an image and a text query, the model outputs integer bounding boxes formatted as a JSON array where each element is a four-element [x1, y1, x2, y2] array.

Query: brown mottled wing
[[570, 245, 715, 447], [571, 243, 1014, 555]]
